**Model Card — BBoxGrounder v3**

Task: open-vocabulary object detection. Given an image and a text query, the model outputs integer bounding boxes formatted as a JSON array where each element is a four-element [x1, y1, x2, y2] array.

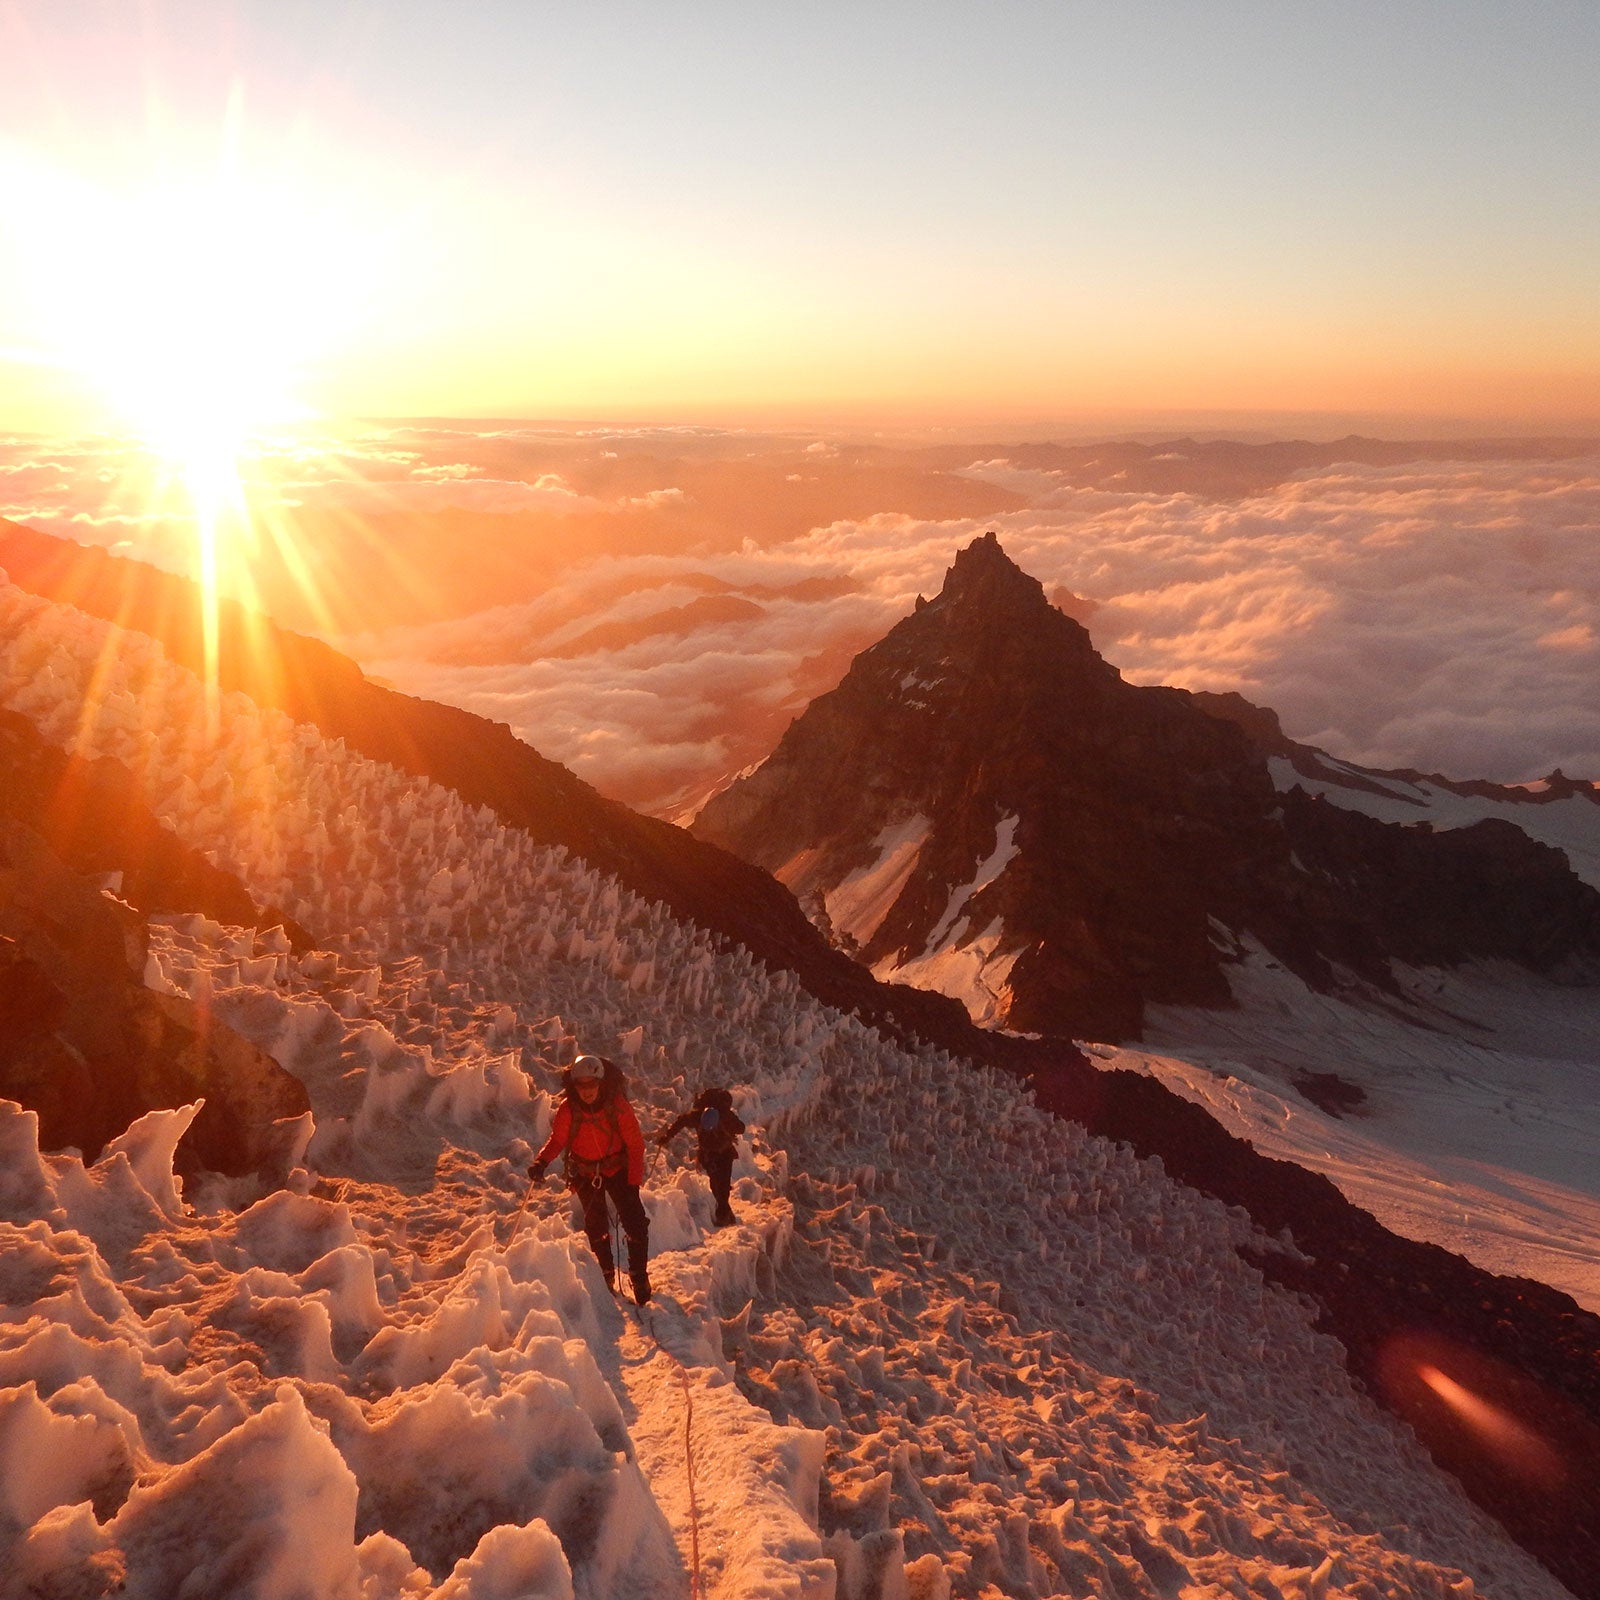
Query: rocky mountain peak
[[934, 530, 1049, 613], [696, 538, 1600, 1042], [876, 531, 1112, 701], [695, 534, 1280, 1036]]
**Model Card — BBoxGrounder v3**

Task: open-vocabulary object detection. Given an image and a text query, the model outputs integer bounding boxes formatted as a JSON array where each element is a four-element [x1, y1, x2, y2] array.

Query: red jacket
[[536, 1085, 644, 1185]]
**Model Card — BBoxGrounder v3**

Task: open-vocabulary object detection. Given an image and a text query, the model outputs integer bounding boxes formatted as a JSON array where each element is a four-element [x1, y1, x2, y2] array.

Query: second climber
[[657, 1085, 744, 1227]]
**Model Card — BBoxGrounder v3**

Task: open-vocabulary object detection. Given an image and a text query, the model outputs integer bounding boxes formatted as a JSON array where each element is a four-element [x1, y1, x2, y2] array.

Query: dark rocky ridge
[[695, 531, 1600, 1036], [1198, 687, 1600, 811], [1, 823, 309, 1173], [6, 519, 1600, 1593], [1279, 790, 1600, 978]]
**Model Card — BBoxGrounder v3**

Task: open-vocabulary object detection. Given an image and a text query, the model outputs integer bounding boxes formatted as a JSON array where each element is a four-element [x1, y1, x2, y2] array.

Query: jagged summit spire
[[936, 531, 1049, 613]]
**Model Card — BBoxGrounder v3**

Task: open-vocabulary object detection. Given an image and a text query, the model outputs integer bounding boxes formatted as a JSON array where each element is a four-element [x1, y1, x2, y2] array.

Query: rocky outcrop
[[0, 823, 309, 1171], [695, 532, 1600, 1038], [1278, 792, 1600, 979], [698, 532, 1302, 1036]]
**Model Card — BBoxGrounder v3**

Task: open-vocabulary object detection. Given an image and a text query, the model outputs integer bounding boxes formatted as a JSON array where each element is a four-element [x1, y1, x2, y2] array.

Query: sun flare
[[6, 129, 384, 690], [77, 181, 314, 502]]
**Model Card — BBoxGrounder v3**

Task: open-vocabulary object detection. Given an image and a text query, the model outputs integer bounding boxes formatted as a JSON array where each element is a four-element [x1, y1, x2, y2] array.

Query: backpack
[[696, 1089, 738, 1155]]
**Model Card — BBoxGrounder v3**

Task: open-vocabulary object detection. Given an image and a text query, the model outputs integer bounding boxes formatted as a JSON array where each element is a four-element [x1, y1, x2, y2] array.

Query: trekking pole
[[503, 1172, 538, 1245], [606, 1192, 624, 1297]]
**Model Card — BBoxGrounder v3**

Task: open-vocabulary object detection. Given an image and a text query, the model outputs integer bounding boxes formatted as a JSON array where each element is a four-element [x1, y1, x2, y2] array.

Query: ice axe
[[501, 1169, 541, 1246]]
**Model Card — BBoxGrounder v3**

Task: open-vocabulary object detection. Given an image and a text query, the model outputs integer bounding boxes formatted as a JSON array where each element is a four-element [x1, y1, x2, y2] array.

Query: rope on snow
[[607, 1195, 705, 1600], [678, 1359, 704, 1600]]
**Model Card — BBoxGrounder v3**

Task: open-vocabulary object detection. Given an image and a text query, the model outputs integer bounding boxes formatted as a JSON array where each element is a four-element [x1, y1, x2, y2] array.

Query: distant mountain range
[[693, 531, 1600, 1040]]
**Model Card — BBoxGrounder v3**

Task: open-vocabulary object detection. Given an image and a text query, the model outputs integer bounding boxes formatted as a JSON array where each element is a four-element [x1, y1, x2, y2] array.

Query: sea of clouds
[[4, 427, 1596, 816], [353, 450, 1600, 814]]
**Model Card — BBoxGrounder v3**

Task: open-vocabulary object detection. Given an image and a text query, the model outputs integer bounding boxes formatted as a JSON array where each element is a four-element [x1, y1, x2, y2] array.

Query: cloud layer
[[349, 456, 1600, 814], [3, 430, 1596, 816]]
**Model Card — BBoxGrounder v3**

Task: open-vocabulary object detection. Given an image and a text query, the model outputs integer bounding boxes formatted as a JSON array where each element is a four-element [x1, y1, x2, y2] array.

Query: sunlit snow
[[872, 815, 1023, 1028], [1140, 942, 1600, 1315], [812, 815, 930, 950]]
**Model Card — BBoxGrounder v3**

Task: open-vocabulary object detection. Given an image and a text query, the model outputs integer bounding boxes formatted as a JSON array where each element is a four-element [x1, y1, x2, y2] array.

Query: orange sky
[[2, 2, 1598, 440]]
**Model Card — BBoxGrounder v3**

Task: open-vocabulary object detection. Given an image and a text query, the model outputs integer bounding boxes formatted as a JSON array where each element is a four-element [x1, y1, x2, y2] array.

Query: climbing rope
[[606, 1189, 625, 1290], [502, 1174, 537, 1246], [521, 1125, 706, 1594], [607, 1182, 706, 1599], [678, 1361, 704, 1600]]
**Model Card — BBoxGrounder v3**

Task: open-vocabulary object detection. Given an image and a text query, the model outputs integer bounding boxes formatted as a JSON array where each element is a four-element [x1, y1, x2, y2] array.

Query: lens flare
[[3, 113, 380, 703], [1378, 1330, 1569, 1493], [1415, 1363, 1566, 1489]]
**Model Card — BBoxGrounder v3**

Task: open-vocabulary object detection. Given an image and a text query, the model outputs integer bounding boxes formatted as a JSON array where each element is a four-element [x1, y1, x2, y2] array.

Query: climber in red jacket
[[529, 1053, 650, 1302]]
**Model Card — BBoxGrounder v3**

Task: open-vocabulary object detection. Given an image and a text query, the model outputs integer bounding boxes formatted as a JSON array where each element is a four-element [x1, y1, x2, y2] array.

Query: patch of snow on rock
[[872, 918, 1021, 1030], [819, 814, 931, 948]]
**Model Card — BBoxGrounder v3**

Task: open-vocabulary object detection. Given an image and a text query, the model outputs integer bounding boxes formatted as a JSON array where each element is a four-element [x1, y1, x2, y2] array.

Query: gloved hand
[[528, 1160, 549, 1184]]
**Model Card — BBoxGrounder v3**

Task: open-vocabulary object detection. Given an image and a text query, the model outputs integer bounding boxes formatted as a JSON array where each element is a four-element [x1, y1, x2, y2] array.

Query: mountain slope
[[694, 532, 1600, 1038], [0, 557, 1585, 1598], [0, 516, 1014, 1070]]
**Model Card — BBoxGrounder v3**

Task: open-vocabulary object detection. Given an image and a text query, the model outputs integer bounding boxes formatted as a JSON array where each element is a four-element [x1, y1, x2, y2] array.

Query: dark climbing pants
[[575, 1173, 649, 1283], [702, 1149, 735, 1218]]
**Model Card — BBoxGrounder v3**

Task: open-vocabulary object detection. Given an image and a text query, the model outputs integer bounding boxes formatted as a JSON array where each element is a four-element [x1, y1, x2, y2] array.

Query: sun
[[8, 130, 377, 693], [76, 178, 315, 500], [10, 132, 360, 531], [84, 186, 314, 624], [60, 175, 331, 698]]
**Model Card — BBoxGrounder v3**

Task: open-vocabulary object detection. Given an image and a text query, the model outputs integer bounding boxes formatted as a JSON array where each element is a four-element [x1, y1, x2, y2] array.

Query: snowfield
[[0, 571, 1575, 1598], [1140, 944, 1600, 1316]]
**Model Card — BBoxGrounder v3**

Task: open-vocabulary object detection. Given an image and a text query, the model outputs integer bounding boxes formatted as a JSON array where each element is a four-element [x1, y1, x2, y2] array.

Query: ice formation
[[0, 572, 1572, 1597]]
